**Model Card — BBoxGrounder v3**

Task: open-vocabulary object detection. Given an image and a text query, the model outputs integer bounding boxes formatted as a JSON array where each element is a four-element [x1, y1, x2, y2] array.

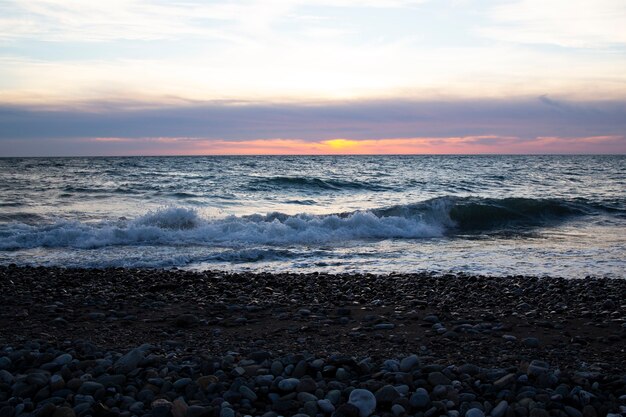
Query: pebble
[[348, 389, 377, 417], [490, 401, 508, 417], [278, 378, 300, 391], [113, 348, 143, 374], [400, 354, 420, 372], [410, 388, 431, 408], [428, 371, 452, 386], [466, 408, 485, 417], [522, 337, 540, 348]]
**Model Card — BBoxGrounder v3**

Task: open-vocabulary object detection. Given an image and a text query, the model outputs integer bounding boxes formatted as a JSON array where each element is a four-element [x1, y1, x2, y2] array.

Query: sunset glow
[[1, 0, 625, 155]]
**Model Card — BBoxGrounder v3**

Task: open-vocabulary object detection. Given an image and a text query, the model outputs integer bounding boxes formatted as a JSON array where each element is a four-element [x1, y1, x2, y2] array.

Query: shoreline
[[1, 266, 624, 417]]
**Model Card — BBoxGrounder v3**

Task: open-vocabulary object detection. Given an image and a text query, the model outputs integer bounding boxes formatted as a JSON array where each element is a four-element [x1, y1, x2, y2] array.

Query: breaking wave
[[0, 197, 618, 250]]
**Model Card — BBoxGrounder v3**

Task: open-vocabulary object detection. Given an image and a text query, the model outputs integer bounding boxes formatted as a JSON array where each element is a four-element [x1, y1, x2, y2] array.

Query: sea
[[0, 155, 624, 277]]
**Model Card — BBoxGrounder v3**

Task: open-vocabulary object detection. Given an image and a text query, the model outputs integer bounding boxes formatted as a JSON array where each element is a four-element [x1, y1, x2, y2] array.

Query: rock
[[400, 355, 420, 372], [466, 408, 485, 417], [78, 381, 104, 394], [527, 360, 550, 377], [0, 357, 11, 370], [0, 406, 14, 417], [529, 410, 549, 417], [53, 354, 73, 366], [391, 404, 405, 416], [173, 378, 192, 390], [602, 299, 616, 310], [428, 372, 451, 386], [564, 407, 583, 417], [493, 374, 515, 389], [410, 388, 430, 409], [186, 406, 209, 417], [52, 407, 75, 417], [317, 399, 335, 414], [490, 401, 508, 417], [172, 398, 188, 417], [375, 385, 400, 403], [0, 369, 14, 384], [348, 389, 377, 417], [219, 407, 234, 417], [334, 404, 360, 417], [36, 403, 56, 417], [113, 348, 143, 374], [278, 378, 300, 391], [175, 314, 199, 328], [239, 385, 257, 401], [374, 323, 395, 330], [297, 377, 317, 393], [152, 399, 173, 417], [271, 360, 284, 376], [522, 337, 540, 348], [50, 374, 65, 391]]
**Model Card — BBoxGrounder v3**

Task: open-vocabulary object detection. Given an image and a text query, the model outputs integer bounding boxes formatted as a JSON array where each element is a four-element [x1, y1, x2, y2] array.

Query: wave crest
[[0, 197, 616, 250]]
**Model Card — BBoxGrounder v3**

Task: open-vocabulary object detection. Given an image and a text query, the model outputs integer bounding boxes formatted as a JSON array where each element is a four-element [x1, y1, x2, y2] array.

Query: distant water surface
[[0, 155, 624, 277]]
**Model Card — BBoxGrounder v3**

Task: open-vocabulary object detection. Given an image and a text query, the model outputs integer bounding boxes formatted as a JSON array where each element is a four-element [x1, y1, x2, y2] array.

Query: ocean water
[[0, 155, 624, 277]]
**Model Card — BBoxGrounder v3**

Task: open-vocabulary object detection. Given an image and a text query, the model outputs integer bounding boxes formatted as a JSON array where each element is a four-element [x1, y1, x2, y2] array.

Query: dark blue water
[[0, 155, 624, 277]]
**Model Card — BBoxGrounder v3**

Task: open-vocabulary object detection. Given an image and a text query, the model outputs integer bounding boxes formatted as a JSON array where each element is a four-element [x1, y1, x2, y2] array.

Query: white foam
[[0, 206, 447, 250]]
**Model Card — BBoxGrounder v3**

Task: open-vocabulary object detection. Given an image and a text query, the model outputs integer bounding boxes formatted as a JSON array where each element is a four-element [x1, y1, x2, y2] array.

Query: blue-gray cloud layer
[[1, 97, 625, 154]]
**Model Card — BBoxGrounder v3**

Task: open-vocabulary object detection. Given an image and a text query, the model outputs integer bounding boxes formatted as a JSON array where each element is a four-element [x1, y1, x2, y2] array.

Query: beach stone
[[493, 374, 515, 389], [96, 374, 126, 386], [114, 348, 143, 374], [374, 323, 395, 330], [317, 399, 335, 414], [219, 407, 234, 417], [172, 398, 188, 417], [522, 337, 540, 348], [152, 399, 173, 417], [129, 402, 144, 414], [376, 385, 400, 403], [0, 406, 14, 417], [428, 372, 451, 386], [37, 403, 57, 417], [564, 407, 583, 417], [298, 392, 318, 404], [0, 370, 14, 384], [53, 354, 73, 366], [391, 404, 405, 416], [400, 355, 420, 372], [50, 374, 65, 391], [271, 360, 283, 376], [348, 389, 377, 417], [527, 360, 550, 377], [529, 409, 549, 417], [410, 388, 430, 408], [333, 404, 360, 417], [466, 408, 485, 417], [327, 390, 342, 405], [490, 401, 508, 417], [0, 357, 11, 370], [173, 378, 192, 390], [186, 406, 209, 417], [78, 381, 104, 394], [239, 385, 257, 401], [52, 407, 75, 417], [278, 378, 300, 391], [175, 314, 199, 327], [297, 377, 317, 392]]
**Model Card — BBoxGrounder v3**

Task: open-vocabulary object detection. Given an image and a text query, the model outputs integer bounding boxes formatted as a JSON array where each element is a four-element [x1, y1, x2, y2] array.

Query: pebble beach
[[1, 266, 624, 417]]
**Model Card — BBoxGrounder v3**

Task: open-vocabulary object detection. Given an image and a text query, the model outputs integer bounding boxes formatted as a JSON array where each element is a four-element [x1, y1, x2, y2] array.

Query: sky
[[0, 0, 625, 155]]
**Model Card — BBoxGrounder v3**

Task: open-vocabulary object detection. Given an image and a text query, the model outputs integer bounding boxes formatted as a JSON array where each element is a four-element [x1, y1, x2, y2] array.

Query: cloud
[[480, 0, 626, 48], [0, 0, 426, 43], [0, 97, 624, 155]]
